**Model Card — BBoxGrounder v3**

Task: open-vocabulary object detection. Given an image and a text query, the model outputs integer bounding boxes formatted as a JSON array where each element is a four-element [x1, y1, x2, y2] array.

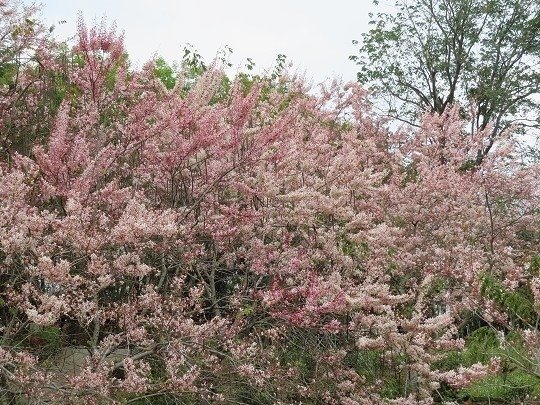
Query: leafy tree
[[351, 0, 540, 160]]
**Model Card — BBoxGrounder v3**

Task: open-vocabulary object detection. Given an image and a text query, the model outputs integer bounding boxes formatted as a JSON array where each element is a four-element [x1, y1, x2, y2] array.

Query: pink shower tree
[[1, 6, 539, 404]]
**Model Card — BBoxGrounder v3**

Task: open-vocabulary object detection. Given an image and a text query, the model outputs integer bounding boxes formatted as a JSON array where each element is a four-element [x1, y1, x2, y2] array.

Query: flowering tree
[[0, 0, 63, 161], [1, 6, 540, 404]]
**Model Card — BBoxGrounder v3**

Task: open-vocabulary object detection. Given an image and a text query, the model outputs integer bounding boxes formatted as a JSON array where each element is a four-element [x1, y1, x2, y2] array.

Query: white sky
[[38, 0, 382, 84]]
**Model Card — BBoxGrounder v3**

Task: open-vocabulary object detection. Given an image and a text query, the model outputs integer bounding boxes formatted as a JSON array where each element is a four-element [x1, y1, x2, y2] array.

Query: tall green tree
[[351, 0, 540, 160]]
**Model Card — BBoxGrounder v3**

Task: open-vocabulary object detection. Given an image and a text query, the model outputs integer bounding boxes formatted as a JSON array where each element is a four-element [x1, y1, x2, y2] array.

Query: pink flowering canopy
[[1, 5, 540, 404]]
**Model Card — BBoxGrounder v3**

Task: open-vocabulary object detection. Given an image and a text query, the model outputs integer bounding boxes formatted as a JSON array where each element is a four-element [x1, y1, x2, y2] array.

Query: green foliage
[[345, 349, 382, 378], [402, 162, 419, 185], [123, 392, 198, 405], [29, 325, 63, 356], [270, 53, 287, 81], [154, 57, 176, 90], [338, 234, 358, 258], [380, 376, 402, 399], [462, 327, 500, 364], [530, 255, 540, 275], [228, 384, 274, 405], [179, 44, 207, 93], [481, 275, 536, 325], [11, 17, 36, 38], [464, 370, 540, 401], [435, 326, 540, 402], [0, 63, 17, 88], [458, 159, 478, 173], [279, 346, 316, 382]]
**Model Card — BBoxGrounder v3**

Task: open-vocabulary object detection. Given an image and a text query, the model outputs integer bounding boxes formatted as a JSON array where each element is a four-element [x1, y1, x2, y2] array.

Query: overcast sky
[[38, 0, 387, 84]]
